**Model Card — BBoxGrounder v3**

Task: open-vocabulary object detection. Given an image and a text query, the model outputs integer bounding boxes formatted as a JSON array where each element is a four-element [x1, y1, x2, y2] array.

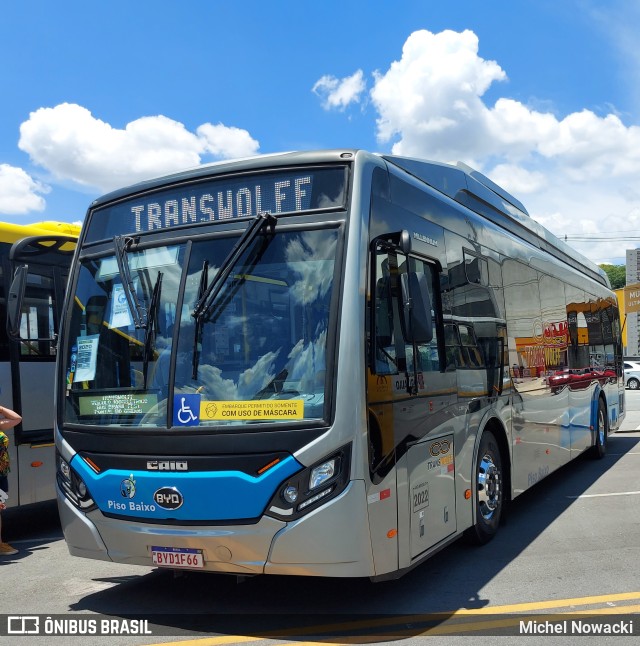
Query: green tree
[[599, 264, 626, 289]]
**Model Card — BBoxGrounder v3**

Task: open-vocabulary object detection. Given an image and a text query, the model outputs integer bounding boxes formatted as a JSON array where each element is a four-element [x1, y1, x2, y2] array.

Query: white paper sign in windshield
[[73, 335, 100, 382], [110, 284, 133, 328]]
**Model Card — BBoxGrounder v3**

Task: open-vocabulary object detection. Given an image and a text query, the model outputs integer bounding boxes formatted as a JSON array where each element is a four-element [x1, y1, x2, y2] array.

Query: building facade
[[625, 249, 640, 356]]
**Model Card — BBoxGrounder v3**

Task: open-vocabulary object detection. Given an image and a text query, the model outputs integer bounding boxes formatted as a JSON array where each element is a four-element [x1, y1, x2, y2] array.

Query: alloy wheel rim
[[478, 453, 500, 520]]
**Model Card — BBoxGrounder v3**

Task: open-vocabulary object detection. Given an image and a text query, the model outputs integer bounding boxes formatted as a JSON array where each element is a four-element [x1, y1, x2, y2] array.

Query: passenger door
[[368, 244, 457, 567]]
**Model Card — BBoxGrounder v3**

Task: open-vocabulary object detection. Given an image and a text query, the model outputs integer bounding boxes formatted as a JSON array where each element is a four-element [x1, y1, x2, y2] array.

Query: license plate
[[151, 546, 204, 569]]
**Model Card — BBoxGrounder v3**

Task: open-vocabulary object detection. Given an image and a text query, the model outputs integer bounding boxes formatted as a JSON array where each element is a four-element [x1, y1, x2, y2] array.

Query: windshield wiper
[[191, 212, 276, 380], [191, 261, 209, 380], [114, 235, 147, 329], [142, 272, 163, 388], [192, 212, 276, 321]]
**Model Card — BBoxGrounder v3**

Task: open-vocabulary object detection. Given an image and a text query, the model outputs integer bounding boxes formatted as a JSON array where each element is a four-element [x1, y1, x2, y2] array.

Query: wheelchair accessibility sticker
[[173, 394, 201, 426]]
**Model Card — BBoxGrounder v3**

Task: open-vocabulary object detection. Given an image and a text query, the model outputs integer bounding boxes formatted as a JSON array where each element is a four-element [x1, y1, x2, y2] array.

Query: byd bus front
[[55, 150, 623, 580]]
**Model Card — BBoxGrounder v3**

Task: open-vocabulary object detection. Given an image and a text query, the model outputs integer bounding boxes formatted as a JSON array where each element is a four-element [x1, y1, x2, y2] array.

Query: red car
[[547, 367, 616, 393]]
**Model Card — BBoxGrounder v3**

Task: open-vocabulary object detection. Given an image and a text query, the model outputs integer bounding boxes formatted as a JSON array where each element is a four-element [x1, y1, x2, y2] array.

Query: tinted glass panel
[[182, 228, 338, 426], [373, 251, 442, 377], [62, 227, 339, 428], [63, 244, 188, 426], [18, 271, 57, 358]]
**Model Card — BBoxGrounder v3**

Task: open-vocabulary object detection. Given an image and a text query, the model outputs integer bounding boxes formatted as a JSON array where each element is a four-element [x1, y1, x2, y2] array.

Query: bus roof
[[87, 149, 608, 288], [381, 154, 609, 287], [0, 220, 81, 245]]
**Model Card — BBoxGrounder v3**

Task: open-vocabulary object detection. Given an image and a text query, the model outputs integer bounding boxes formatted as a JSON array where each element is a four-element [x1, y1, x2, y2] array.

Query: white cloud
[[363, 28, 640, 263], [488, 164, 546, 196], [312, 70, 366, 111], [371, 29, 506, 154], [0, 164, 49, 215], [197, 123, 260, 158], [18, 103, 260, 193]]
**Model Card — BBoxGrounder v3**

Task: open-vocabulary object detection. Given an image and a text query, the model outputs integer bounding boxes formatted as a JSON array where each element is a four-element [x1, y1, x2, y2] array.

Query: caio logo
[[429, 439, 451, 457], [153, 487, 184, 510]]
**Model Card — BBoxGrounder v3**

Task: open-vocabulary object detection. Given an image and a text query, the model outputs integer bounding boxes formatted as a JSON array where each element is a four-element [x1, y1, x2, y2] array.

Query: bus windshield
[[62, 226, 339, 429]]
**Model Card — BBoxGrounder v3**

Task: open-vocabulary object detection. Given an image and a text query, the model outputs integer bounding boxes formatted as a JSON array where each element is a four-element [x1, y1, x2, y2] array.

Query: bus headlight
[[282, 485, 299, 504], [309, 458, 336, 490], [76, 479, 88, 498], [56, 451, 97, 512], [266, 444, 351, 522], [59, 458, 71, 481]]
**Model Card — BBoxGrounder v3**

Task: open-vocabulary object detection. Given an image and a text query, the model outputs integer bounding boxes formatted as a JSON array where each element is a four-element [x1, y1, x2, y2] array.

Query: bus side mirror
[[400, 271, 433, 344], [398, 230, 412, 255], [7, 264, 28, 340]]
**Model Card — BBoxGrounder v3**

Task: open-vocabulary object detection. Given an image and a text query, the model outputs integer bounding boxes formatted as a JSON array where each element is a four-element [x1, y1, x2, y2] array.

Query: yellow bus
[[2, 220, 79, 509]]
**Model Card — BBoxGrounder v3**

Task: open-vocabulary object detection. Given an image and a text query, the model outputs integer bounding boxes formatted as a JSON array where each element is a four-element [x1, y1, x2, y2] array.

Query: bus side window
[[444, 324, 463, 371], [373, 252, 443, 375], [458, 324, 484, 368], [409, 259, 442, 373], [374, 275, 396, 374], [19, 270, 57, 358]]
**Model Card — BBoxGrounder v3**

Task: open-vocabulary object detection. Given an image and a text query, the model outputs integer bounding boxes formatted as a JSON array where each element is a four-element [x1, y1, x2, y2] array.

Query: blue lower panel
[[71, 454, 302, 522]]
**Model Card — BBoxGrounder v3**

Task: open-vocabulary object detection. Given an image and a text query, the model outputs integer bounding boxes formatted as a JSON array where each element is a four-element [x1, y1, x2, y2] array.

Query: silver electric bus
[[54, 150, 624, 579]]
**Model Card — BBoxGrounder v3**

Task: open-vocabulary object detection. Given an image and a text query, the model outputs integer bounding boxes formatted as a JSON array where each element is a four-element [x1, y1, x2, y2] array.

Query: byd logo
[[153, 487, 184, 510]]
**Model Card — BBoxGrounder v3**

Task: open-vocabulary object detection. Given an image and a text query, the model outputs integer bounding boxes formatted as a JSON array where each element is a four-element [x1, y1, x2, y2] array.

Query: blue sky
[[1, 0, 639, 263]]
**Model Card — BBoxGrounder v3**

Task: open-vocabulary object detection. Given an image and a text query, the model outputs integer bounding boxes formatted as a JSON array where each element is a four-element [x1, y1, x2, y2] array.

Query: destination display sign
[[78, 393, 159, 416], [86, 166, 347, 242]]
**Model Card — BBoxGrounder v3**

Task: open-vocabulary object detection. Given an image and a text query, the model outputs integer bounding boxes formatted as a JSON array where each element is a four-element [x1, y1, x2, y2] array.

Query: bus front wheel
[[467, 430, 503, 545]]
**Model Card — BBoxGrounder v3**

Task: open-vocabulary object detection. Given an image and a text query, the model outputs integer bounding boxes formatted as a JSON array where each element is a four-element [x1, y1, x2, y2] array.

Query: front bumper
[[58, 479, 374, 577]]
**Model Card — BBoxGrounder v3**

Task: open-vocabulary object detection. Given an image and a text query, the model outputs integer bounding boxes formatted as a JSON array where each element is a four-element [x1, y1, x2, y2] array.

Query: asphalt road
[[2, 391, 640, 645]]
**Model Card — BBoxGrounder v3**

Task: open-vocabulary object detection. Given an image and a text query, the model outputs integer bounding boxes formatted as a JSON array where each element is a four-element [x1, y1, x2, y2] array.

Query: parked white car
[[624, 368, 640, 390]]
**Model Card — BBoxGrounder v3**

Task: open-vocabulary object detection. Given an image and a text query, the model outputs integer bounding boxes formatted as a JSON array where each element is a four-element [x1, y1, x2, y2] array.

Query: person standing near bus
[[0, 405, 23, 556]]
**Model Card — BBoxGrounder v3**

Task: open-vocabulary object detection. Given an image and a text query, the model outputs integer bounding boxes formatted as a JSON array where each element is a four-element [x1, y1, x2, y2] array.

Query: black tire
[[627, 378, 640, 390], [467, 430, 503, 545], [591, 398, 608, 459]]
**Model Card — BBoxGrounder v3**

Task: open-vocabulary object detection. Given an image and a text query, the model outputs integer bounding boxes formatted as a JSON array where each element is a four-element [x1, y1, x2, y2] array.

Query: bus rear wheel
[[467, 430, 503, 545], [591, 398, 607, 459]]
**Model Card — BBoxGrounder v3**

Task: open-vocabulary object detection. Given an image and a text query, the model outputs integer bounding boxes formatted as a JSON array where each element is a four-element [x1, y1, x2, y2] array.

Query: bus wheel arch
[[466, 419, 510, 545]]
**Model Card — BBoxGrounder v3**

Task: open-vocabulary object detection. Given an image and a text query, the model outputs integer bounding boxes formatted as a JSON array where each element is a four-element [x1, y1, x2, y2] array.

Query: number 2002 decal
[[412, 482, 429, 512]]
